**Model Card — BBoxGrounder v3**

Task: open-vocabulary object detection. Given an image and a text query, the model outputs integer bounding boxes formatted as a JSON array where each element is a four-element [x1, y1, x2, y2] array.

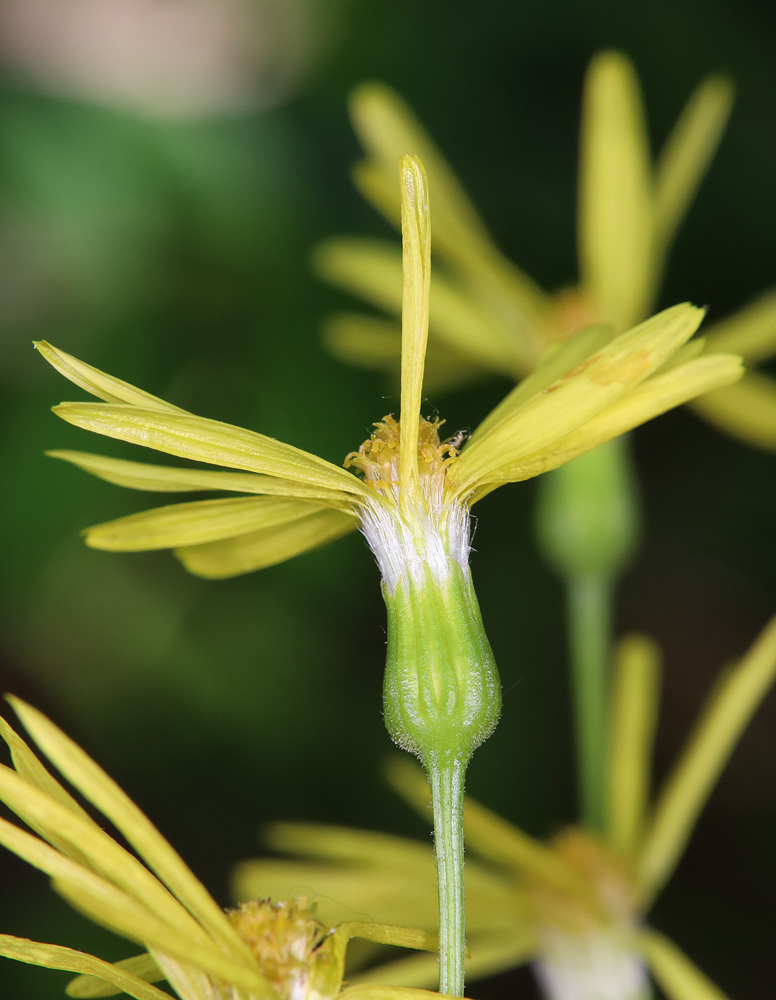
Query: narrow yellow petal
[[689, 370, 776, 449], [467, 351, 742, 499], [0, 811, 260, 991], [317, 238, 519, 374], [469, 324, 613, 444], [653, 76, 734, 254], [0, 814, 220, 976], [457, 303, 706, 490], [36, 342, 186, 413], [175, 507, 357, 578], [637, 613, 776, 906], [232, 857, 440, 929], [82, 496, 332, 552], [347, 929, 537, 989], [691, 370, 776, 449], [337, 922, 437, 953], [607, 635, 662, 858], [579, 51, 654, 331], [700, 289, 776, 362], [640, 929, 731, 1000], [349, 83, 492, 252], [399, 154, 431, 495], [0, 714, 90, 821], [0, 935, 170, 1000], [324, 313, 403, 370], [384, 757, 591, 899], [313, 238, 405, 318], [53, 878, 273, 997], [264, 821, 438, 870], [10, 699, 251, 963], [48, 450, 341, 501], [324, 314, 493, 394], [0, 763, 206, 943], [52, 403, 367, 499], [67, 954, 162, 998]]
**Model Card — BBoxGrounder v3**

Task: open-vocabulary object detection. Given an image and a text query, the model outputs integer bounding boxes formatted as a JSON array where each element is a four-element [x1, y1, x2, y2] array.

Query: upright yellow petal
[[398, 155, 431, 497], [607, 635, 662, 858], [579, 51, 654, 331], [653, 76, 734, 256], [637, 613, 776, 906], [315, 238, 519, 373]]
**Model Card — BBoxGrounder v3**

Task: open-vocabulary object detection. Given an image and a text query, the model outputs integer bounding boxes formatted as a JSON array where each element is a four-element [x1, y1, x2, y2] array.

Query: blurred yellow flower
[[234, 615, 776, 1000], [0, 698, 439, 1000], [39, 157, 739, 581], [318, 52, 776, 448]]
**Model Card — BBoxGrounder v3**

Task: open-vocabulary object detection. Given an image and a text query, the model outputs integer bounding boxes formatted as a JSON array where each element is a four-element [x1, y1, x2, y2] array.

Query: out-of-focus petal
[[637, 613, 776, 907], [653, 77, 734, 255], [689, 370, 776, 449], [578, 51, 654, 332], [607, 635, 661, 858], [701, 289, 776, 362], [640, 929, 731, 1000]]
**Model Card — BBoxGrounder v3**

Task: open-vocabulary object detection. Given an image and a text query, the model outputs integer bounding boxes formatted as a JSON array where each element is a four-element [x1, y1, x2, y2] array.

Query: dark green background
[[1, 1, 775, 997]]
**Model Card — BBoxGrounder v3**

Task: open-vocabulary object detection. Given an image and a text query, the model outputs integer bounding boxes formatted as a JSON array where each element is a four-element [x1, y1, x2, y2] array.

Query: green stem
[[568, 571, 613, 833], [426, 755, 466, 996]]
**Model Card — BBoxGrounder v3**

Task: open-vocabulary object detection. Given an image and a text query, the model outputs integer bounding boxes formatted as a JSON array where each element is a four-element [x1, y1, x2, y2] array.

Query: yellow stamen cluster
[[228, 898, 338, 1000], [345, 415, 460, 498]]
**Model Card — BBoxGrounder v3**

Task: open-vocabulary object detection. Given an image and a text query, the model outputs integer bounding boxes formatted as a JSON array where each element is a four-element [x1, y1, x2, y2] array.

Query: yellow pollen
[[228, 898, 332, 999], [345, 415, 460, 495]]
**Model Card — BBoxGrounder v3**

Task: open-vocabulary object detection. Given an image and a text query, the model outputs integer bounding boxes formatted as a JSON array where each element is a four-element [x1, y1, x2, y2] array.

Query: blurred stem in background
[[536, 436, 639, 832]]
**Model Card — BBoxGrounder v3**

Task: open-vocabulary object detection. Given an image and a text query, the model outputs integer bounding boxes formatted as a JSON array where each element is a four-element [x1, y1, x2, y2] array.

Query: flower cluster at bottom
[[236, 615, 776, 1000], [0, 700, 438, 1000]]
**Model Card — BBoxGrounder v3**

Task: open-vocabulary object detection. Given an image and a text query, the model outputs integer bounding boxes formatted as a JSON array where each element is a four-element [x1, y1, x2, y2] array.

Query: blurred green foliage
[[1, 1, 775, 997]]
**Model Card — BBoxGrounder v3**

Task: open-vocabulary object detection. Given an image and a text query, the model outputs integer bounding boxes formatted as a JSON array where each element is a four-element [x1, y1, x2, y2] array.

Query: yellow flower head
[[319, 53, 776, 448], [39, 155, 740, 586], [235, 614, 776, 1000], [0, 699, 438, 1000]]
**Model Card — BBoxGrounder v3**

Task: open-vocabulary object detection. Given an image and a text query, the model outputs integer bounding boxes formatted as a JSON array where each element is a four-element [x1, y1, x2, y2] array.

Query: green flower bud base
[[382, 563, 501, 995]]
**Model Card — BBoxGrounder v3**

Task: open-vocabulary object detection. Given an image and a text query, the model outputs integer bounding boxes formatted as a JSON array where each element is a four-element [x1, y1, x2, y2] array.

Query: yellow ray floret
[[0, 701, 443, 1000]]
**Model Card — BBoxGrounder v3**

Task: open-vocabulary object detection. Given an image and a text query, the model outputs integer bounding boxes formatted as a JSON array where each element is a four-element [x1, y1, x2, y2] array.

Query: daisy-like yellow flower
[[234, 614, 776, 1000], [317, 52, 776, 447], [0, 698, 440, 1000], [40, 154, 740, 995]]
